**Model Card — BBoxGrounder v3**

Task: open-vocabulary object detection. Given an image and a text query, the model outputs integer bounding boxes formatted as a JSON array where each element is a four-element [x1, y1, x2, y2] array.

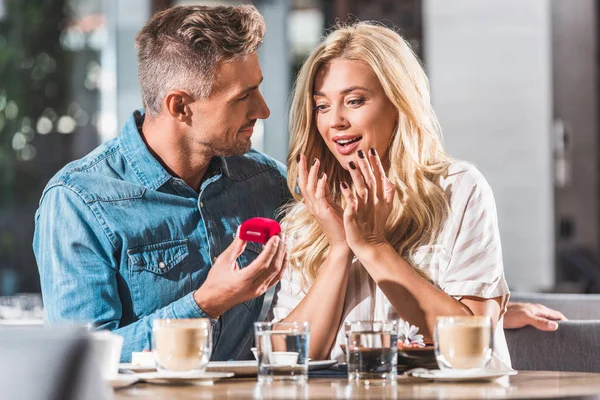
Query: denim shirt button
[[212, 257, 217, 264], [200, 201, 205, 208], [158, 261, 166, 269]]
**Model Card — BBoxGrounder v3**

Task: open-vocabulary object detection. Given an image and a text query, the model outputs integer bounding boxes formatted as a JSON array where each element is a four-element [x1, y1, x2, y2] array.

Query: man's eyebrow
[[313, 86, 372, 97]]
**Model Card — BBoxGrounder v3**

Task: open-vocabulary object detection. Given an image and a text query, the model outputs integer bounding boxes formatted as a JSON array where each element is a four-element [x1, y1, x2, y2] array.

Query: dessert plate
[[407, 368, 518, 382], [136, 371, 234, 385], [119, 363, 156, 373]]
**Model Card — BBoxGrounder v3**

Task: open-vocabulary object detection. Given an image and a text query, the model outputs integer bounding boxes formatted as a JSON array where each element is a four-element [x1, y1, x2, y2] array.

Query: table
[[113, 371, 600, 399]]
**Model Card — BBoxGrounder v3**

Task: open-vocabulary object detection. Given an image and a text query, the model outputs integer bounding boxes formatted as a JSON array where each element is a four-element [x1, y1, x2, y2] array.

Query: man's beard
[[213, 136, 252, 157]]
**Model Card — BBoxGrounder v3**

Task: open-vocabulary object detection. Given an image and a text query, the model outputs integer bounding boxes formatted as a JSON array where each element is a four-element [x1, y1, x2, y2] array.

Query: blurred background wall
[[0, 0, 599, 296]]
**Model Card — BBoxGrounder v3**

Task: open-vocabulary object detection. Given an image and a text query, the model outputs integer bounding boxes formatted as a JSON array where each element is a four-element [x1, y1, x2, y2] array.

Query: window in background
[[0, 0, 106, 294]]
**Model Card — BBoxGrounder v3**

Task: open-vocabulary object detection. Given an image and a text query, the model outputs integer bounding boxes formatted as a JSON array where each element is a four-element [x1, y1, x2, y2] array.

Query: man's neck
[[140, 114, 211, 192]]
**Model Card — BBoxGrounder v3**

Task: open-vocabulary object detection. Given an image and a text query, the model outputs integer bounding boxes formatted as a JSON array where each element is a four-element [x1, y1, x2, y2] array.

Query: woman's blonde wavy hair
[[281, 22, 452, 289]]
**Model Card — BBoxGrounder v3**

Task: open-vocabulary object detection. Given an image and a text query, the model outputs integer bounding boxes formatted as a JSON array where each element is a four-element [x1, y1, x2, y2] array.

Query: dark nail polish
[[296, 153, 301, 163], [341, 182, 348, 189], [357, 149, 365, 159], [312, 158, 318, 166], [349, 161, 357, 170], [370, 147, 377, 156]]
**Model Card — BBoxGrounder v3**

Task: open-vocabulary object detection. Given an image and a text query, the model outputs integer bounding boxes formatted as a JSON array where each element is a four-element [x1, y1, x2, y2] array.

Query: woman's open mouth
[[333, 136, 363, 155]]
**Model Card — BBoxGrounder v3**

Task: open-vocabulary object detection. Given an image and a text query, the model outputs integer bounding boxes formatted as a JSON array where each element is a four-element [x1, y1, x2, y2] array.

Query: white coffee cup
[[90, 331, 124, 379]]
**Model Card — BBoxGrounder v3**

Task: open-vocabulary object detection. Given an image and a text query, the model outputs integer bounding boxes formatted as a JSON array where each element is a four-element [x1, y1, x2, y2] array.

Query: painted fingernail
[[312, 158, 318, 166], [341, 182, 349, 189], [357, 149, 365, 159], [296, 153, 301, 163], [349, 161, 357, 170], [370, 147, 377, 156]]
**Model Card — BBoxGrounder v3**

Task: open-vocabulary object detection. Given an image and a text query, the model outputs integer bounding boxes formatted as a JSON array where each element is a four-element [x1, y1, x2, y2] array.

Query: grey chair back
[[506, 292, 600, 372], [0, 327, 109, 400], [510, 292, 600, 319], [505, 321, 600, 372]]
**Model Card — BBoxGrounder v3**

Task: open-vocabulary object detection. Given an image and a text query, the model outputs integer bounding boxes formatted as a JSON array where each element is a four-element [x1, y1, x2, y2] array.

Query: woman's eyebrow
[[313, 86, 372, 97]]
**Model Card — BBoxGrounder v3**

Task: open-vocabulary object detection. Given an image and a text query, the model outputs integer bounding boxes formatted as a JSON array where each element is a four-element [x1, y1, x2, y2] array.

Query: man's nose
[[253, 91, 270, 120]]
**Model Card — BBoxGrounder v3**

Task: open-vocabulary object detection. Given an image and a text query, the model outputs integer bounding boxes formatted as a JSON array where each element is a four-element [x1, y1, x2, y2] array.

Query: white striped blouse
[[272, 160, 511, 367]]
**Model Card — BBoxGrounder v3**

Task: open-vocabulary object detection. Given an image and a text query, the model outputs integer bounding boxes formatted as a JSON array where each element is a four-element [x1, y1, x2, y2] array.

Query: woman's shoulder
[[440, 160, 494, 198], [440, 160, 493, 207]]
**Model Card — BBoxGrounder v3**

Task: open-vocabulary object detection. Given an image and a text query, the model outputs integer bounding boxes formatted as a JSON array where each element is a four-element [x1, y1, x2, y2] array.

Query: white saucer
[[408, 368, 518, 382], [136, 371, 234, 385], [0, 319, 44, 326], [206, 360, 337, 376], [119, 363, 156, 372], [105, 374, 140, 389]]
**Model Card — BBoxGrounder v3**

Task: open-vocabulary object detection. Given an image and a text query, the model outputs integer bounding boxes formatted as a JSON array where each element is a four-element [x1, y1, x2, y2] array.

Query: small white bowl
[[268, 351, 299, 365]]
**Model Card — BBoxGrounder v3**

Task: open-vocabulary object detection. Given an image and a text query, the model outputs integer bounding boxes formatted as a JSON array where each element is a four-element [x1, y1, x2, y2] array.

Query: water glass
[[254, 321, 310, 384], [345, 320, 398, 385], [0, 294, 43, 320], [152, 318, 212, 374], [434, 315, 493, 370]]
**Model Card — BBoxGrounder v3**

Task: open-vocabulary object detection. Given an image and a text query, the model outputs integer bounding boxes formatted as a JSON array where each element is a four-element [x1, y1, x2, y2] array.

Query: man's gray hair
[[135, 4, 265, 115]]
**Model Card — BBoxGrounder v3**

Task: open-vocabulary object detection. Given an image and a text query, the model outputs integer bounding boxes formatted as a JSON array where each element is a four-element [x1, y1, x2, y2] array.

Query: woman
[[272, 22, 511, 367]]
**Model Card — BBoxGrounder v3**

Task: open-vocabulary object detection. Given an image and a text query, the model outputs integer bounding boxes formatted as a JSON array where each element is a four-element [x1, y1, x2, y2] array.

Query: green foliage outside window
[[0, 0, 71, 206]]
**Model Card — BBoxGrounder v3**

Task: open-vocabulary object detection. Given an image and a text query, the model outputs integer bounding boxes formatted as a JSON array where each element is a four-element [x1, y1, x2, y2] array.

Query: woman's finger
[[347, 159, 368, 203], [296, 153, 309, 198], [340, 181, 358, 215], [384, 178, 395, 207], [369, 147, 386, 201], [315, 172, 328, 203], [538, 305, 568, 321], [306, 157, 320, 203], [356, 149, 376, 197]]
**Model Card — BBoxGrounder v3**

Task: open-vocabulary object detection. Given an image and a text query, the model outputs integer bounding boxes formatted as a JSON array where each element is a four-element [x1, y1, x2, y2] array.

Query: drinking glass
[[152, 318, 212, 374], [254, 321, 310, 384], [345, 320, 398, 385], [434, 315, 493, 370], [0, 294, 43, 320]]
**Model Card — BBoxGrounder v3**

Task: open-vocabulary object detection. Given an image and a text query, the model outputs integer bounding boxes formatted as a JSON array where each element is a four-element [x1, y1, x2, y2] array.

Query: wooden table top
[[113, 371, 600, 399]]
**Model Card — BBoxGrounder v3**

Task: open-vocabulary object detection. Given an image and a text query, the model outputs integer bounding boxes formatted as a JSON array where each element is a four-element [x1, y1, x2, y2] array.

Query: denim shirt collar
[[119, 109, 235, 191]]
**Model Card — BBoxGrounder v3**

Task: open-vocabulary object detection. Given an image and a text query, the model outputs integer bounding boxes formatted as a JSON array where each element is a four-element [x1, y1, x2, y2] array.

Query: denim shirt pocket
[[127, 239, 191, 318]]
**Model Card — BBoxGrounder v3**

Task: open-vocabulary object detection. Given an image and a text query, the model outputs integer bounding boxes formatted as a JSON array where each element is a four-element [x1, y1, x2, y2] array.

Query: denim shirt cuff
[[171, 292, 219, 326]]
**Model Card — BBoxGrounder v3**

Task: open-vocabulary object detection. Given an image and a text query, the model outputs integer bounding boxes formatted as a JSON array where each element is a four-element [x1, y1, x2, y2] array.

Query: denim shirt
[[33, 110, 291, 362]]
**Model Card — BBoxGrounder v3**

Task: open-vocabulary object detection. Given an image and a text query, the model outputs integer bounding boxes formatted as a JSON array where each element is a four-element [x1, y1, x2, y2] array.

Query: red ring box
[[239, 218, 281, 244]]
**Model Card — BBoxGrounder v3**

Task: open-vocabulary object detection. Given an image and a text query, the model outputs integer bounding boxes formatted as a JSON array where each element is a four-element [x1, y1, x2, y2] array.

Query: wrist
[[352, 241, 391, 261], [329, 242, 352, 255], [194, 287, 224, 319]]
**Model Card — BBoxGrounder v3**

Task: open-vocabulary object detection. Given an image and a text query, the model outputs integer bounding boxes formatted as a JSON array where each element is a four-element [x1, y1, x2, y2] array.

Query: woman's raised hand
[[340, 148, 395, 254], [297, 153, 347, 247]]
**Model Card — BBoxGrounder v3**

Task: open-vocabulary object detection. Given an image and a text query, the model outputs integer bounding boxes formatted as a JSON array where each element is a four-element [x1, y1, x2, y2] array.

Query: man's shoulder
[[223, 149, 287, 181], [41, 137, 141, 203]]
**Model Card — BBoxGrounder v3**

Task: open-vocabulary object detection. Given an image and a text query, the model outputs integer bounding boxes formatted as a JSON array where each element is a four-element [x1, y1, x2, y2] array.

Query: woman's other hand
[[340, 148, 395, 254], [504, 302, 567, 331]]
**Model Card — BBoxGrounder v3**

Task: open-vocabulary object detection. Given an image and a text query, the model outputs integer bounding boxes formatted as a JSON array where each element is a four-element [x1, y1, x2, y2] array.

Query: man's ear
[[164, 90, 194, 122]]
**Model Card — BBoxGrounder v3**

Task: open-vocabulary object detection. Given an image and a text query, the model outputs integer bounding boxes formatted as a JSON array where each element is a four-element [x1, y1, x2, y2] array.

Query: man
[[33, 4, 290, 362]]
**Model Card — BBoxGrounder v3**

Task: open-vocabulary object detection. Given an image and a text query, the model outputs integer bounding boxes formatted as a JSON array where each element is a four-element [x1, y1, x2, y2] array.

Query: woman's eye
[[347, 98, 365, 107], [314, 104, 329, 113]]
